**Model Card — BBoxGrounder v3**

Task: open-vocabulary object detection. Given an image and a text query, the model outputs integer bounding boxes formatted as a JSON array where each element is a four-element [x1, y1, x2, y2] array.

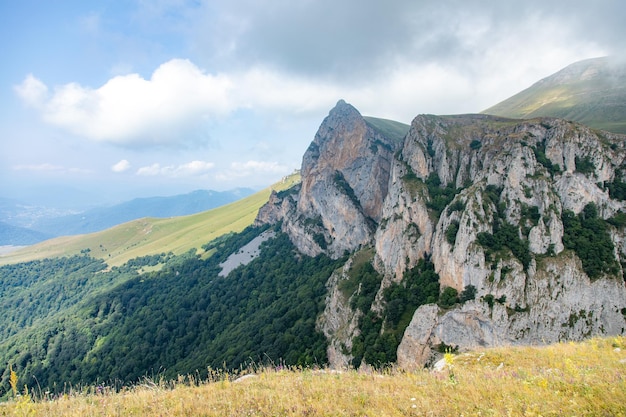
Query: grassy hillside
[[483, 56, 626, 134], [364, 116, 410, 143], [4, 336, 625, 416], [0, 173, 300, 267], [30, 188, 254, 238]]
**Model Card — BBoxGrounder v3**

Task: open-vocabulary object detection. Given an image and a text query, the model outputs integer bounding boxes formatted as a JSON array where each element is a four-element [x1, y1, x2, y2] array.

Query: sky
[[1, 0, 624, 207]]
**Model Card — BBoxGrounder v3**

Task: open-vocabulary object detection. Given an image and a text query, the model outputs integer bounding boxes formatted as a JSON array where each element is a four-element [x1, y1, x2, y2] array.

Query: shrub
[[608, 212, 626, 228], [333, 171, 360, 208], [483, 294, 495, 309], [447, 200, 465, 215], [312, 233, 327, 250], [459, 285, 477, 303], [606, 171, 626, 200], [561, 203, 619, 279], [438, 287, 459, 309], [532, 141, 560, 175], [575, 156, 595, 174], [425, 173, 460, 217], [477, 223, 531, 270], [445, 221, 460, 245]]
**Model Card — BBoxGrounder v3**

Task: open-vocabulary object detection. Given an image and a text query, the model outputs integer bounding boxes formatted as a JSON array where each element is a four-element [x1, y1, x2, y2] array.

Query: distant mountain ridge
[[0, 176, 298, 267], [0, 188, 254, 245], [30, 188, 255, 237], [0, 221, 52, 246], [483, 56, 626, 133]]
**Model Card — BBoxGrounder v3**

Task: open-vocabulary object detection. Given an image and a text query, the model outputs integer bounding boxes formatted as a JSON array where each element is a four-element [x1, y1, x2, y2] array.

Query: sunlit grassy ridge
[[482, 57, 626, 134], [3, 336, 625, 416], [0, 173, 300, 267], [364, 116, 410, 143]]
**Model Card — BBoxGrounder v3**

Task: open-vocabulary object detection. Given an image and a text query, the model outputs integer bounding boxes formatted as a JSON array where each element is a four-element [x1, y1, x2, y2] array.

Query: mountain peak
[[319, 99, 364, 135], [482, 56, 626, 134]]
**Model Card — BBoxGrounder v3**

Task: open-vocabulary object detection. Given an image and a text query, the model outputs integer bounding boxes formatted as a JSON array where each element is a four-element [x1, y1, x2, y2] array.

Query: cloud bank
[[14, 0, 624, 152], [16, 59, 233, 148]]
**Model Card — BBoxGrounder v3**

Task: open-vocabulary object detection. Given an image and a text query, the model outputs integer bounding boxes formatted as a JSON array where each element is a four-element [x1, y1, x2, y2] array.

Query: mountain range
[[0, 57, 625, 395], [0, 188, 254, 246]]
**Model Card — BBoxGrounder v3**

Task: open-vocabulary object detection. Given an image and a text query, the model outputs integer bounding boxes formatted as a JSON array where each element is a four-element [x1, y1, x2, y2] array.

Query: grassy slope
[[0, 173, 300, 267], [483, 57, 626, 134], [5, 336, 625, 416], [364, 116, 411, 143]]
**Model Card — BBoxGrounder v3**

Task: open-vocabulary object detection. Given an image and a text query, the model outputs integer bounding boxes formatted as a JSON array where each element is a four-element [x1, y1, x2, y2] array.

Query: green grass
[[364, 116, 410, 143], [482, 57, 626, 134], [3, 336, 625, 416], [0, 173, 300, 267]]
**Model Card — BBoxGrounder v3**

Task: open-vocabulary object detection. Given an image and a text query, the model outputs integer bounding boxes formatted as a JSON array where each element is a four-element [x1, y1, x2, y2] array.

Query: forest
[[1, 200, 624, 398], [0, 226, 346, 397]]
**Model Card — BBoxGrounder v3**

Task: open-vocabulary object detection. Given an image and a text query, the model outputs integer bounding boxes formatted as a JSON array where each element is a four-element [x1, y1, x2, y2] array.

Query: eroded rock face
[[394, 115, 626, 367], [256, 101, 626, 369], [316, 259, 360, 369], [258, 100, 401, 258]]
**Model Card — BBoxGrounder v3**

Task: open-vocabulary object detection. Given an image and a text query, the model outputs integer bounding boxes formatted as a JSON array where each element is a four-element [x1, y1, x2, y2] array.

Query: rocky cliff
[[256, 100, 626, 368]]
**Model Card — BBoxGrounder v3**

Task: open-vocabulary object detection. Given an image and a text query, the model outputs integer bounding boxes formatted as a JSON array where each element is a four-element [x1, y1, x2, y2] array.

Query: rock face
[[262, 100, 401, 258], [257, 100, 626, 369]]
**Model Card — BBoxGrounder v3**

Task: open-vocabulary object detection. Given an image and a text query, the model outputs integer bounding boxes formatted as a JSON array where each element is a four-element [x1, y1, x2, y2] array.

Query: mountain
[[482, 56, 626, 134], [257, 100, 626, 368], [28, 188, 255, 238], [0, 221, 52, 246], [0, 175, 297, 267], [1, 99, 625, 395]]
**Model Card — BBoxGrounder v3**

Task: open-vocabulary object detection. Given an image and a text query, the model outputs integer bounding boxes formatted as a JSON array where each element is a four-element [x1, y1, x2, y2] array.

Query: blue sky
[[1, 0, 623, 206]]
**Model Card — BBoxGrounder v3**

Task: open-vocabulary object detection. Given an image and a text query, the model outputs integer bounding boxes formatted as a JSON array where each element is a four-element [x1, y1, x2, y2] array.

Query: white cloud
[[111, 159, 131, 173], [13, 14, 605, 153], [14, 74, 48, 108], [136, 160, 215, 177], [231, 160, 288, 173], [136, 163, 162, 176], [16, 59, 234, 148], [216, 160, 289, 181], [175, 160, 216, 176]]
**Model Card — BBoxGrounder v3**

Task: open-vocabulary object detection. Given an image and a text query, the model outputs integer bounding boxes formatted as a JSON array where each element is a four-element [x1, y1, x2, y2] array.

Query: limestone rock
[[256, 102, 626, 370]]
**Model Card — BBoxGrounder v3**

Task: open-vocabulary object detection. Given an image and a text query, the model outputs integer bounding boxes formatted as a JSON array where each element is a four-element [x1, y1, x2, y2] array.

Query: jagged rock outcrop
[[256, 100, 626, 369], [316, 259, 361, 368], [258, 100, 402, 258]]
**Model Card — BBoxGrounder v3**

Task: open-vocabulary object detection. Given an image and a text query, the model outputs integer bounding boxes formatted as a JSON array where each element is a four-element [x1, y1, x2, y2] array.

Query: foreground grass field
[[3, 336, 625, 416], [0, 173, 300, 267]]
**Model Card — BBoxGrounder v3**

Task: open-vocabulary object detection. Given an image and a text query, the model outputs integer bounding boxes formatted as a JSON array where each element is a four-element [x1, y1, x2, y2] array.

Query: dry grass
[[3, 336, 626, 416]]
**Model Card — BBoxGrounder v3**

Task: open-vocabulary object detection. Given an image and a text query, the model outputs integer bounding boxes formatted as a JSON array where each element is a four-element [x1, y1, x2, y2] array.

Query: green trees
[[575, 156, 595, 174], [0, 227, 347, 396], [459, 284, 477, 303], [477, 222, 531, 270], [561, 203, 619, 279], [350, 257, 441, 368], [445, 221, 460, 245], [438, 287, 459, 308], [532, 141, 561, 175], [606, 170, 626, 200], [425, 173, 460, 216], [476, 185, 531, 270]]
